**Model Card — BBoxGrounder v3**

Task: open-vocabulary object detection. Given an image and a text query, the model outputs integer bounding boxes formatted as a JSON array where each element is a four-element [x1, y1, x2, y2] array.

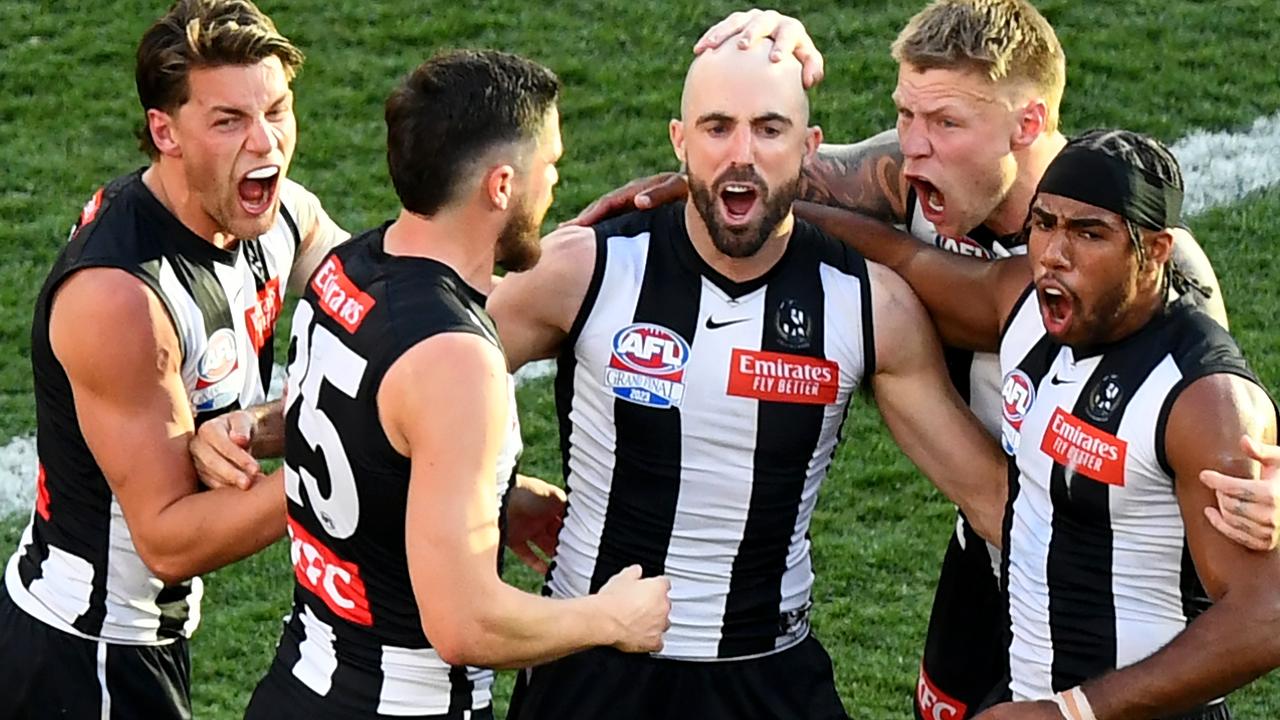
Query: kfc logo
[[917, 665, 966, 720], [288, 517, 372, 626]]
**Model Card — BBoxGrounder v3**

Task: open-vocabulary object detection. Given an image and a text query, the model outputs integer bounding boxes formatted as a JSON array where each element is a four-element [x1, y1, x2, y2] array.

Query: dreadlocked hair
[[1058, 129, 1211, 301]]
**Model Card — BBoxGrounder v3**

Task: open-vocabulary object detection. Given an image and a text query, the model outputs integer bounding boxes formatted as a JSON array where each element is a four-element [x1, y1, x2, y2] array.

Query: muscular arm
[[487, 225, 596, 371], [799, 201, 1031, 351], [799, 130, 911, 223], [867, 264, 1008, 544], [1078, 374, 1280, 719], [381, 333, 668, 668], [50, 269, 285, 584]]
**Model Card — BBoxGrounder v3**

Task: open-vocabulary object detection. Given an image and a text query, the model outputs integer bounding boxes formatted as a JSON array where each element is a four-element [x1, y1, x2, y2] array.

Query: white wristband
[[1052, 686, 1098, 720]]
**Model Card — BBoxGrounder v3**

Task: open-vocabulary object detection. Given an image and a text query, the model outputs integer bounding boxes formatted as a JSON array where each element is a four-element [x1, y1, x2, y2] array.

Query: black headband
[[1036, 144, 1183, 230]]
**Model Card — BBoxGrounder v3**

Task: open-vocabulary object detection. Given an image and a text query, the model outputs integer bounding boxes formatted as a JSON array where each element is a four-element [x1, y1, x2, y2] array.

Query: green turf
[[2, 1, 1280, 717]]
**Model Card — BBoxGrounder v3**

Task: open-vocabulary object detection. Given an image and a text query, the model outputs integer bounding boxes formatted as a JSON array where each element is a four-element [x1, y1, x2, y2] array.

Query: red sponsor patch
[[79, 188, 104, 228], [1040, 407, 1128, 487], [935, 234, 993, 260], [35, 463, 50, 521], [726, 349, 839, 405], [916, 663, 967, 720], [245, 276, 282, 354], [310, 256, 375, 334], [287, 517, 373, 626]]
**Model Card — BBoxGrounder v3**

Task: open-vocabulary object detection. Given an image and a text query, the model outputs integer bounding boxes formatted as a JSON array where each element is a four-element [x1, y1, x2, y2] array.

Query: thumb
[[228, 412, 254, 446], [619, 564, 644, 580]]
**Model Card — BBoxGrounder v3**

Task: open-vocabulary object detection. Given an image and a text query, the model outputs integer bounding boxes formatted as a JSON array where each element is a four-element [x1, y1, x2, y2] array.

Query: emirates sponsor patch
[[726, 349, 838, 404], [311, 256, 375, 333], [1040, 407, 1128, 486]]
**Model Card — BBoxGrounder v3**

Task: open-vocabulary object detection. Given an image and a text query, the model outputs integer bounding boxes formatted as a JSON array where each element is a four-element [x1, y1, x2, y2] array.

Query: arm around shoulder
[[487, 224, 597, 371]]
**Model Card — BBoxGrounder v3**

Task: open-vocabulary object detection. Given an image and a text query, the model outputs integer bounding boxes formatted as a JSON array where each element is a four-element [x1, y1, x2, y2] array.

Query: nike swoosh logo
[[1049, 374, 1077, 386], [705, 316, 750, 330]]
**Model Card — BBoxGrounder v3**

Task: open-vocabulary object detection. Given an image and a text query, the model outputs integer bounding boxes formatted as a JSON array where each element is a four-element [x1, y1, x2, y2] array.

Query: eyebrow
[[209, 92, 293, 117], [1031, 206, 1115, 231], [694, 111, 793, 127]]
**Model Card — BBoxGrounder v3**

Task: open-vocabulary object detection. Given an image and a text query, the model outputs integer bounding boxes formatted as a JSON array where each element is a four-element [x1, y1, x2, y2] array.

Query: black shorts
[[507, 634, 848, 720], [244, 662, 495, 720], [0, 584, 191, 720], [915, 514, 1006, 720]]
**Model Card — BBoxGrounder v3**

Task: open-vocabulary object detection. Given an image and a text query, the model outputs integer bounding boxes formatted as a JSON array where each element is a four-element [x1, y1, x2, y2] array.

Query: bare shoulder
[[866, 260, 926, 320], [50, 267, 181, 392]]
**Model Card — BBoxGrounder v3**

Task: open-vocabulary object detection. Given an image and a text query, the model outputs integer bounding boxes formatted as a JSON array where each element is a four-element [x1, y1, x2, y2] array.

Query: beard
[[495, 195, 543, 273], [688, 166, 798, 259]]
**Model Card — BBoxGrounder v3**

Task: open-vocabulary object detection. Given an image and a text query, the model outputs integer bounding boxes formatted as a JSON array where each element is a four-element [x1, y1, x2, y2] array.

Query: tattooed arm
[[800, 128, 910, 224]]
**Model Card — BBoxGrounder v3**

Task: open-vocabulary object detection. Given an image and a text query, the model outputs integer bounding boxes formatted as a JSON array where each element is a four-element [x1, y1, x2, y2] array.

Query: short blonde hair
[[892, 0, 1065, 131]]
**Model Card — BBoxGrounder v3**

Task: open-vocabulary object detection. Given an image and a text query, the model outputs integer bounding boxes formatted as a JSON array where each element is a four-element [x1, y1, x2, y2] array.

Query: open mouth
[[908, 176, 946, 222], [238, 165, 281, 216], [1037, 280, 1075, 337], [718, 182, 760, 226]]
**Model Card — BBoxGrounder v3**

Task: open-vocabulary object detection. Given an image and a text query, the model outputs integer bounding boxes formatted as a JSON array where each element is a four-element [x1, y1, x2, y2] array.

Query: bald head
[[680, 41, 809, 124]]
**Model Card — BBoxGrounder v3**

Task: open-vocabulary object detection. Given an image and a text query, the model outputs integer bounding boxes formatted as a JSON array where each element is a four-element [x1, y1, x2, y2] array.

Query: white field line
[[3, 113, 1280, 518]]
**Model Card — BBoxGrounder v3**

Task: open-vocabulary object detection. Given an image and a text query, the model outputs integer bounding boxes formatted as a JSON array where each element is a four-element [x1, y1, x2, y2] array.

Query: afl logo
[[1001, 370, 1035, 428], [196, 328, 238, 389], [610, 324, 690, 376], [604, 324, 691, 409]]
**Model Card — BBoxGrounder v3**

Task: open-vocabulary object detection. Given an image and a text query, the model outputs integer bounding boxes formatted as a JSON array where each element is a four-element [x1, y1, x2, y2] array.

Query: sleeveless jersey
[[997, 287, 1271, 701], [271, 224, 519, 715], [6, 168, 300, 644], [550, 203, 875, 660]]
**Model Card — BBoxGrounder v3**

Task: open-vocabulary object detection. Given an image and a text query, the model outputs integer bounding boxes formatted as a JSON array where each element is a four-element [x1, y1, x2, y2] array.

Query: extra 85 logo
[[604, 323, 691, 409]]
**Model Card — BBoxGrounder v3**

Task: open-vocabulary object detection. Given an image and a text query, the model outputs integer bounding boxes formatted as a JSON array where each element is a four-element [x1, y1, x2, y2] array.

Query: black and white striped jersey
[[5, 168, 303, 644], [549, 203, 875, 660], [997, 287, 1271, 701], [269, 225, 519, 715]]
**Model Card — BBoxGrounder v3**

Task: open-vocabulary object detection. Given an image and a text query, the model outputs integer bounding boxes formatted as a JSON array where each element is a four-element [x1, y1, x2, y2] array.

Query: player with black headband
[[799, 128, 1280, 720]]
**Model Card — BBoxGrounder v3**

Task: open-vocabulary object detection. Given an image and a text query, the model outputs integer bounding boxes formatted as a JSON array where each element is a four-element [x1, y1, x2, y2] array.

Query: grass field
[[3, 1, 1280, 717]]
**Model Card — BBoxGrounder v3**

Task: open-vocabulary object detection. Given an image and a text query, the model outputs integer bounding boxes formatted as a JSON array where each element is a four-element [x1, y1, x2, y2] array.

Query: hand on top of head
[[692, 9, 824, 89]]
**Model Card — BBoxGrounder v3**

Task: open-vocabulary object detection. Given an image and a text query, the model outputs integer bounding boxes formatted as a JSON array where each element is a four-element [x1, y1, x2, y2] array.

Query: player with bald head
[[492, 39, 1009, 720]]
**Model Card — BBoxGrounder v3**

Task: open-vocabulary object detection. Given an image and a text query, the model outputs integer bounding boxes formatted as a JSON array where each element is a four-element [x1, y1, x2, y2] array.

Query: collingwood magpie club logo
[[1085, 374, 1125, 423], [775, 299, 811, 349]]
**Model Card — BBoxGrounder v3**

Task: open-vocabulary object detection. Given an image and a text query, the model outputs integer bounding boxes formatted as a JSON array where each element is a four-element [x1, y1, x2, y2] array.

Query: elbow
[[135, 542, 196, 586], [421, 609, 491, 667]]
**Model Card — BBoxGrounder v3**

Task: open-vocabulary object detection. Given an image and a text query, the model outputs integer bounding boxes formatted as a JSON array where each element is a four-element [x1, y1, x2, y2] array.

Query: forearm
[[799, 132, 907, 222], [141, 470, 286, 583], [430, 582, 618, 669], [1082, 589, 1280, 719]]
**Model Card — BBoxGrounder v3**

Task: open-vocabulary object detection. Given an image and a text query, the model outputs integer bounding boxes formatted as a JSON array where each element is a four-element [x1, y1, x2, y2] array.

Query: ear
[[1011, 98, 1048, 152], [804, 125, 823, 159], [669, 119, 686, 165], [485, 165, 517, 211], [147, 108, 182, 158], [1149, 227, 1177, 267]]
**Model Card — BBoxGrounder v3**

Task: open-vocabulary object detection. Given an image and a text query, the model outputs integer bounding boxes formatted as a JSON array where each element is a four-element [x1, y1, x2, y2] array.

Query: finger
[[193, 452, 252, 491], [1199, 468, 1261, 500], [1242, 434, 1280, 464], [227, 412, 255, 445], [199, 422, 260, 473], [1209, 502, 1272, 546], [693, 11, 754, 53], [734, 10, 780, 50], [1205, 506, 1269, 551], [1216, 488, 1276, 527], [635, 174, 689, 210], [791, 45, 826, 89]]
